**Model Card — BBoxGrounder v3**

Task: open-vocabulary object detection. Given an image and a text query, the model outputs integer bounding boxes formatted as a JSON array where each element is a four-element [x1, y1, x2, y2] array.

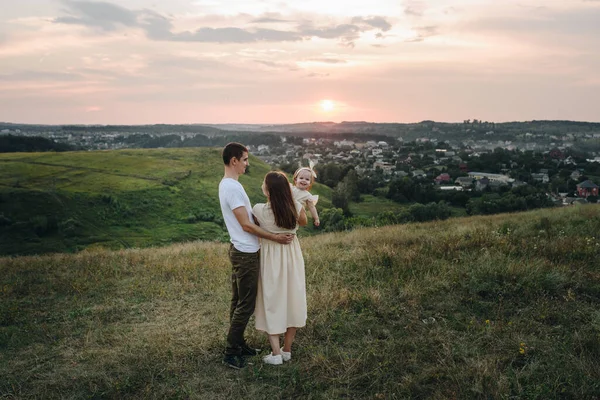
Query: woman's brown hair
[[264, 171, 298, 230]]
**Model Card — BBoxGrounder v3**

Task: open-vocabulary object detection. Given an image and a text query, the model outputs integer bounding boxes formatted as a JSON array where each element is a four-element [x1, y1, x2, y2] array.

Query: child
[[291, 165, 320, 226]]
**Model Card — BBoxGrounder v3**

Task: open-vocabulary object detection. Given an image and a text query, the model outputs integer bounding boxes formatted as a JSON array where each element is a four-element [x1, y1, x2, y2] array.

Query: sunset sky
[[1, 0, 599, 125]]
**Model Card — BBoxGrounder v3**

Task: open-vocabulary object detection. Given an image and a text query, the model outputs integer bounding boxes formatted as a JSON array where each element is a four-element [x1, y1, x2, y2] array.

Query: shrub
[[29, 215, 48, 236], [319, 208, 346, 232], [0, 214, 13, 226]]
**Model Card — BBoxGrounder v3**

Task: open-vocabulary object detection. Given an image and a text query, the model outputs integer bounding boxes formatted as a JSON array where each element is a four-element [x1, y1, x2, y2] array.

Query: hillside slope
[[0, 148, 332, 255], [1, 205, 599, 398]]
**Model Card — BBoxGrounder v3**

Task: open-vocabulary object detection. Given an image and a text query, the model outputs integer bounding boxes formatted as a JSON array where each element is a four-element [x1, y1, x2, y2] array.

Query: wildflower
[[485, 319, 490, 324], [519, 342, 526, 355]]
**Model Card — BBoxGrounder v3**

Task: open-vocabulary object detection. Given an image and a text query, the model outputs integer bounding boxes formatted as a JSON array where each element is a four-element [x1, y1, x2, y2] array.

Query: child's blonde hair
[[293, 167, 316, 190]]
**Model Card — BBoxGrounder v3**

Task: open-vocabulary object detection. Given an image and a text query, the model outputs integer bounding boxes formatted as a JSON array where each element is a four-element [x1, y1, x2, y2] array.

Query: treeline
[[313, 201, 453, 233], [119, 132, 284, 149], [61, 124, 224, 135], [0, 135, 77, 153], [466, 192, 555, 215]]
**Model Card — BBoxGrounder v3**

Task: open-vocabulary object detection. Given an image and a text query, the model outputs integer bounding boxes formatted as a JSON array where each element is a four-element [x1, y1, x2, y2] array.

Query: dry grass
[[2, 205, 600, 399]]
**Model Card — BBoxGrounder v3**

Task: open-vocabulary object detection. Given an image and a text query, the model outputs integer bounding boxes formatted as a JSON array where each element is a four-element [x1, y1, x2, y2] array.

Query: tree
[[341, 169, 360, 202], [319, 208, 346, 232], [332, 183, 351, 215], [319, 163, 344, 188], [387, 177, 413, 203]]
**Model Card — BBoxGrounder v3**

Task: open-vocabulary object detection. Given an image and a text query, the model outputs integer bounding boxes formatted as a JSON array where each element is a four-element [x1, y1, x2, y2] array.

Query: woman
[[252, 171, 308, 365]]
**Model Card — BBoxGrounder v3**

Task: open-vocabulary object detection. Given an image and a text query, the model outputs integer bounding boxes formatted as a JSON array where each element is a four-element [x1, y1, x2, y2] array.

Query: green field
[[1, 205, 599, 398], [0, 148, 338, 255], [348, 194, 407, 216]]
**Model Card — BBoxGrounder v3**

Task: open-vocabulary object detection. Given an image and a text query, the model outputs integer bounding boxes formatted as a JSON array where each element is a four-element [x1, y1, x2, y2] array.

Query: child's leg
[[282, 328, 297, 352], [268, 334, 282, 355]]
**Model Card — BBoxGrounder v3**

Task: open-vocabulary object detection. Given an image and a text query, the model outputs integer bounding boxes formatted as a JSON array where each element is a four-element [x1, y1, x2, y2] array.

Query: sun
[[320, 99, 335, 112]]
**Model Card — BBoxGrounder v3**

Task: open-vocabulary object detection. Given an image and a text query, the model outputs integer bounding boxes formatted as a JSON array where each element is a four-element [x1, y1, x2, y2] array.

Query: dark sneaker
[[222, 354, 246, 370], [240, 343, 261, 356]]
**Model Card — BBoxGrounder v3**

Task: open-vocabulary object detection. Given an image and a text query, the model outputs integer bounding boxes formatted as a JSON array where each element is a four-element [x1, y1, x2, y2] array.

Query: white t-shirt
[[219, 178, 260, 253]]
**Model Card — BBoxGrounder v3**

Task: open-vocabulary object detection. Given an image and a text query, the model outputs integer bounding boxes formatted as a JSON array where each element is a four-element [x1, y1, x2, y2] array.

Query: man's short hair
[[222, 142, 248, 165]]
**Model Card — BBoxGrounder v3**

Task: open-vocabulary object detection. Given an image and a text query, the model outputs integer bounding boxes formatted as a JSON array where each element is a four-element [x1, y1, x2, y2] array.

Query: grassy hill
[[1, 205, 599, 398], [0, 148, 333, 256]]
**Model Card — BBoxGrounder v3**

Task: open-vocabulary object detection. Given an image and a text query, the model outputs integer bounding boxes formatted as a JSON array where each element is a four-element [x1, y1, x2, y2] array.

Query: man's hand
[[273, 233, 294, 244]]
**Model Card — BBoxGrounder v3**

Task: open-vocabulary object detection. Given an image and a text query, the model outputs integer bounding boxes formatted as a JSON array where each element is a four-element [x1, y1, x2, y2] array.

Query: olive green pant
[[225, 244, 260, 356]]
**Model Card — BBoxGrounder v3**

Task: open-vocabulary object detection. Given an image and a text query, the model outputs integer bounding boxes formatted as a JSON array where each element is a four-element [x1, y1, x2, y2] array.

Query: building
[[439, 185, 464, 191], [455, 177, 474, 188], [435, 173, 451, 184], [467, 172, 513, 184], [570, 170, 582, 180], [334, 139, 355, 148], [475, 177, 489, 191], [531, 173, 549, 183], [576, 180, 599, 198], [412, 169, 427, 179], [373, 161, 394, 175]]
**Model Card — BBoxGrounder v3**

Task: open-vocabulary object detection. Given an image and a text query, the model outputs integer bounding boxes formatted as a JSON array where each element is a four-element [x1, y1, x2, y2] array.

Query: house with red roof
[[576, 180, 599, 198]]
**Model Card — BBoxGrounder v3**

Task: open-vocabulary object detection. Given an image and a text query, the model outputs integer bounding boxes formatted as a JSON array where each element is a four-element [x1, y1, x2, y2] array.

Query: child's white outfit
[[291, 185, 319, 208]]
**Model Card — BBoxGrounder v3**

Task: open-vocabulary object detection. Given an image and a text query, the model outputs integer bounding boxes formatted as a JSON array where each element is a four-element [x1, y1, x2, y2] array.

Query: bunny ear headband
[[308, 160, 317, 178], [297, 160, 317, 179]]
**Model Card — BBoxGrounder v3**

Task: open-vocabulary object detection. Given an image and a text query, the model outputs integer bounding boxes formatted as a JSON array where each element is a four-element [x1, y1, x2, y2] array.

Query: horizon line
[[2, 119, 600, 127]]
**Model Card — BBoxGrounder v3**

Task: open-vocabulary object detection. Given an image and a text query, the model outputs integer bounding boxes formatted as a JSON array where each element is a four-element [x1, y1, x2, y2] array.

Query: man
[[219, 142, 294, 369]]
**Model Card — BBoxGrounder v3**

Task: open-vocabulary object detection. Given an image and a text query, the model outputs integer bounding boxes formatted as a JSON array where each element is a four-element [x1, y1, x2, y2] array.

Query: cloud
[[138, 10, 174, 40], [406, 25, 439, 42], [53, 1, 393, 46], [297, 21, 386, 47], [461, 7, 600, 37], [404, 1, 426, 17], [351, 16, 392, 32], [252, 17, 288, 23], [169, 27, 303, 43], [307, 58, 347, 64], [298, 23, 360, 40], [148, 56, 230, 72], [254, 60, 299, 71], [0, 70, 84, 82], [54, 0, 137, 31], [85, 106, 102, 112], [251, 13, 289, 23]]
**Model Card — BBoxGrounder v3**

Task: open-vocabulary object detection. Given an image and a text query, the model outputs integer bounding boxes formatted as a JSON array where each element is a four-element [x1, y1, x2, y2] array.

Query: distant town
[[2, 120, 599, 209]]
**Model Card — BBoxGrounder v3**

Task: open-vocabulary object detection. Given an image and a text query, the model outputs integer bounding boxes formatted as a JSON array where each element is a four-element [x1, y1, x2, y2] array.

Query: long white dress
[[253, 201, 307, 335]]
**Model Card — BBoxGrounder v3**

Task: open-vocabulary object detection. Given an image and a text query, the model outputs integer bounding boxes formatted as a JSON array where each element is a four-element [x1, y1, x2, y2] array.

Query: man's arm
[[233, 207, 294, 244]]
